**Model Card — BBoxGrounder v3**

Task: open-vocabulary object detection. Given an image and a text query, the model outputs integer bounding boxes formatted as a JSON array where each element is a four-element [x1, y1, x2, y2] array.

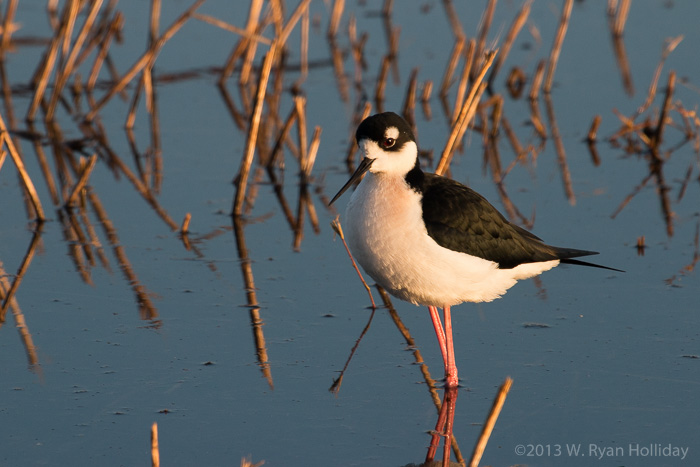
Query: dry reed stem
[[0, 225, 43, 322], [489, 0, 531, 86], [402, 68, 418, 128], [0, 260, 40, 367], [180, 212, 192, 234], [636, 35, 682, 118], [452, 39, 475, 125], [587, 115, 602, 142], [46, 0, 103, 121], [328, 0, 345, 38], [294, 95, 308, 168], [375, 55, 391, 110], [468, 377, 513, 467], [266, 106, 298, 168], [421, 80, 433, 120], [345, 101, 372, 166], [231, 216, 274, 388], [27, 24, 62, 120], [193, 13, 271, 44], [610, 25, 633, 95], [86, 0, 206, 121], [237, 0, 264, 86], [87, 187, 159, 320], [65, 153, 98, 206], [87, 12, 122, 91], [437, 51, 496, 176], [529, 60, 547, 138], [612, 0, 631, 37], [304, 126, 322, 178], [611, 172, 652, 219], [543, 0, 573, 94], [240, 456, 265, 467], [544, 94, 576, 204], [1, 0, 18, 52], [151, 422, 160, 467], [233, 41, 278, 217], [80, 120, 179, 229], [299, 7, 309, 81], [278, 0, 312, 46], [653, 70, 675, 149], [439, 36, 465, 99], [441, 0, 465, 41], [0, 114, 45, 220], [472, 0, 497, 80]]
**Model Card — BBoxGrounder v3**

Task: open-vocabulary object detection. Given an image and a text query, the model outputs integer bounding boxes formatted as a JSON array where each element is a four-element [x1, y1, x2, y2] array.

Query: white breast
[[344, 173, 558, 306]]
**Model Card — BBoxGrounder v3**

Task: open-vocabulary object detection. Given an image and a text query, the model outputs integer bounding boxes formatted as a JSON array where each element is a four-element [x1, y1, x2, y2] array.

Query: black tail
[[561, 258, 625, 273]]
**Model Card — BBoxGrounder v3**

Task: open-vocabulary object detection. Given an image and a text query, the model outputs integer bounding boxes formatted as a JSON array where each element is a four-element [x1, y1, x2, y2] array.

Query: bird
[[330, 111, 621, 388]]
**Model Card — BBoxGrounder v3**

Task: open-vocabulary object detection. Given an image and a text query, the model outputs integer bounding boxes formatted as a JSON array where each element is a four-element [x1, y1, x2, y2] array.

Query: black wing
[[419, 174, 598, 269]]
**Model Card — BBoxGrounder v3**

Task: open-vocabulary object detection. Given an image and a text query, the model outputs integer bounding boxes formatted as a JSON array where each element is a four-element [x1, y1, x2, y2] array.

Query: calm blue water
[[1, 1, 699, 466]]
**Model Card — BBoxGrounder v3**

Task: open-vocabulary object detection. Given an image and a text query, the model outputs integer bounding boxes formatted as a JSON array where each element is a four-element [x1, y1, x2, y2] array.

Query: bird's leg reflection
[[425, 385, 458, 467]]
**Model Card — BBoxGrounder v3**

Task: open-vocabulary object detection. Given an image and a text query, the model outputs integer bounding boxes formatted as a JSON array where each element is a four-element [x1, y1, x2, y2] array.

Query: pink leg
[[428, 305, 459, 388], [428, 305, 448, 362], [443, 305, 459, 388]]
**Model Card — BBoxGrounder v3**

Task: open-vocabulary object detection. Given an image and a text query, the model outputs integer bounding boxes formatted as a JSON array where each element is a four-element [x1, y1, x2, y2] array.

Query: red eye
[[382, 137, 396, 148]]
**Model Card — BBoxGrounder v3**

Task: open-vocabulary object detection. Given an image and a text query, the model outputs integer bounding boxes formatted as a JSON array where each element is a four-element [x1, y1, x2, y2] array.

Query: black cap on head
[[355, 112, 415, 148]]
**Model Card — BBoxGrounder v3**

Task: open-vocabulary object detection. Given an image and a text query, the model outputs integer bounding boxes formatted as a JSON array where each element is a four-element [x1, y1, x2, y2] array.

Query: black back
[[406, 168, 598, 268]]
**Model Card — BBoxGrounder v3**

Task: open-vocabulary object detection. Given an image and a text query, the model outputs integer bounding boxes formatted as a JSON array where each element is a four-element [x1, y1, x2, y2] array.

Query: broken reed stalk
[[402, 68, 418, 127], [439, 36, 465, 99], [65, 153, 98, 207], [46, 0, 103, 121], [421, 80, 433, 120], [543, 0, 573, 94], [436, 51, 496, 176], [544, 94, 576, 205], [180, 212, 192, 234], [295, 95, 308, 170], [472, 0, 496, 80], [0, 114, 45, 220], [233, 41, 278, 217], [488, 0, 531, 86], [612, 0, 631, 37], [328, 0, 345, 38], [87, 11, 123, 92], [193, 13, 271, 45], [85, 0, 207, 121], [441, 0, 465, 41], [0, 222, 43, 321], [587, 114, 602, 142], [303, 126, 322, 179], [636, 35, 683, 117], [652, 70, 675, 150], [375, 55, 391, 109], [151, 422, 160, 467], [452, 39, 475, 125], [0, 260, 40, 366], [468, 377, 513, 467], [1, 0, 18, 52]]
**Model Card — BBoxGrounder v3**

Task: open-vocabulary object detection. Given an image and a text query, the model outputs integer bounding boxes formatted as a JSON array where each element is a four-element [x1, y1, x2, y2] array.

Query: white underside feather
[[345, 173, 558, 306]]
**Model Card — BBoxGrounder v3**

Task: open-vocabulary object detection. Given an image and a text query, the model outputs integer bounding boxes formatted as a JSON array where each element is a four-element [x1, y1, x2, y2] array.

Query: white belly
[[344, 174, 558, 306]]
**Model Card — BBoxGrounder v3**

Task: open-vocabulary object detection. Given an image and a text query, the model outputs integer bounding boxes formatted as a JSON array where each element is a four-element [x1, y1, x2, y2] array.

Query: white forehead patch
[[384, 126, 399, 140]]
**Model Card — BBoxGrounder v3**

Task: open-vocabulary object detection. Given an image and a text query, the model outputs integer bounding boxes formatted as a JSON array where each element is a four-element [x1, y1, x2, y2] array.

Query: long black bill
[[329, 157, 375, 206]]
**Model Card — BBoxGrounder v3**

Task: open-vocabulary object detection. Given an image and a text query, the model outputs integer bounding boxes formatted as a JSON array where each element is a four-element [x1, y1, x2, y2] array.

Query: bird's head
[[330, 112, 417, 205]]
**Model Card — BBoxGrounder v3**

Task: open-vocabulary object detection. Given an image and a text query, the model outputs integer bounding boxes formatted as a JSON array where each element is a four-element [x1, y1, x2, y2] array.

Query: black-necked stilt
[[330, 112, 620, 388]]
